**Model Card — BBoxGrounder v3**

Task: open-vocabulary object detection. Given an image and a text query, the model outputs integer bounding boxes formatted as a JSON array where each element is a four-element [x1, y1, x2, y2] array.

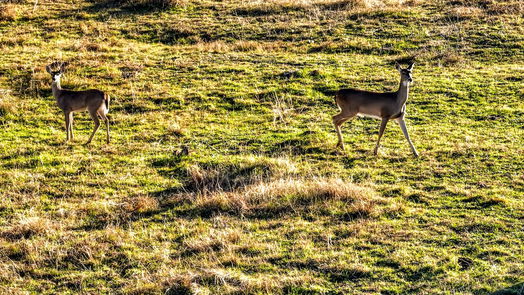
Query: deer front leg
[[333, 114, 344, 149], [333, 112, 356, 150], [68, 112, 74, 140], [64, 112, 70, 142], [397, 118, 419, 157], [374, 118, 389, 155]]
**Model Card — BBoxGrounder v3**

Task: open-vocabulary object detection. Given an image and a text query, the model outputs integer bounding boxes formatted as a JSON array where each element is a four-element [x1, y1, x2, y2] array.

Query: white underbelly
[[357, 113, 382, 119]]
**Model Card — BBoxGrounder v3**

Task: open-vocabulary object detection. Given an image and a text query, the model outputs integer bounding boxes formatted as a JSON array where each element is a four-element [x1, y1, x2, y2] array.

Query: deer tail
[[334, 91, 340, 107], [104, 94, 110, 112]]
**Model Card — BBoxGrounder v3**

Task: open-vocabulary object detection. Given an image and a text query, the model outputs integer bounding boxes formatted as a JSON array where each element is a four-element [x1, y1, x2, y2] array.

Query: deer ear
[[60, 62, 69, 72], [407, 62, 415, 71], [395, 62, 401, 71]]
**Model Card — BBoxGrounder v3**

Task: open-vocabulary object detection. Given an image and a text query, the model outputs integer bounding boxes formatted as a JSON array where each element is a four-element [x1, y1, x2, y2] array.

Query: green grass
[[0, 0, 523, 294]]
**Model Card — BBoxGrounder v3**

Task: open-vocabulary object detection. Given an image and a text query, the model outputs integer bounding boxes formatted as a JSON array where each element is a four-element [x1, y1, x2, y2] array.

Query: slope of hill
[[0, 0, 523, 294]]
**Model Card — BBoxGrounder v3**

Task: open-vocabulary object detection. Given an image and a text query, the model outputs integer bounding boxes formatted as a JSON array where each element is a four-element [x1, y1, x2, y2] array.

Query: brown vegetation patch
[[92, 0, 186, 9], [487, 1, 522, 15], [1, 216, 54, 240], [191, 40, 286, 53], [182, 229, 241, 256], [171, 177, 384, 219], [166, 121, 187, 137], [448, 6, 484, 18], [233, 0, 415, 16], [0, 4, 18, 21], [446, 0, 523, 15], [0, 90, 17, 118], [78, 196, 163, 229], [122, 195, 160, 215], [184, 157, 298, 194], [159, 157, 385, 219]]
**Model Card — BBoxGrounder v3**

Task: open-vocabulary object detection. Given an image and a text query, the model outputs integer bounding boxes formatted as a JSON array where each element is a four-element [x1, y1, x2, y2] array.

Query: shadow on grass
[[490, 283, 524, 295], [268, 256, 371, 283], [81, 0, 176, 16]]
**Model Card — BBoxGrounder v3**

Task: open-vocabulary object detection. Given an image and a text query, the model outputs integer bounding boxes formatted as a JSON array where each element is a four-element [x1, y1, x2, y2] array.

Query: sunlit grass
[[0, 0, 522, 294]]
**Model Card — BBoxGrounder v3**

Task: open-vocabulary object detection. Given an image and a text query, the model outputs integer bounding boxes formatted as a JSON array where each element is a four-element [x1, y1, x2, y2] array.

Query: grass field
[[0, 0, 523, 294]]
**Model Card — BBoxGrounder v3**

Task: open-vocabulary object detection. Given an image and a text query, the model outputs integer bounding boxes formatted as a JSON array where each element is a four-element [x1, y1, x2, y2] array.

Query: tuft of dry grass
[[182, 229, 241, 255], [445, 0, 523, 16], [0, 90, 17, 117], [192, 40, 286, 53], [96, 0, 186, 9], [243, 178, 381, 217], [487, 1, 523, 15], [234, 0, 413, 16], [1, 216, 54, 240], [166, 121, 187, 137], [185, 156, 298, 193], [122, 195, 160, 215], [439, 51, 465, 66], [448, 6, 484, 19], [66, 39, 109, 52], [172, 158, 382, 218], [179, 177, 384, 218], [0, 4, 18, 21]]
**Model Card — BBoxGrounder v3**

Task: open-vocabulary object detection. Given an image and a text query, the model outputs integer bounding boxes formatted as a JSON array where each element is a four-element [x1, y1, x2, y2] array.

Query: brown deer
[[46, 62, 110, 145], [333, 62, 419, 157]]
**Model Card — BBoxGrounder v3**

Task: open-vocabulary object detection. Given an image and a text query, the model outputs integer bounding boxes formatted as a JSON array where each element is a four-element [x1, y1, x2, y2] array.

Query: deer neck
[[396, 79, 410, 106], [51, 81, 62, 98]]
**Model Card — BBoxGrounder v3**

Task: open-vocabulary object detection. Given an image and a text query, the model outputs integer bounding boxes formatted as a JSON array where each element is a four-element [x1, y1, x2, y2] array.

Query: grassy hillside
[[0, 0, 523, 294]]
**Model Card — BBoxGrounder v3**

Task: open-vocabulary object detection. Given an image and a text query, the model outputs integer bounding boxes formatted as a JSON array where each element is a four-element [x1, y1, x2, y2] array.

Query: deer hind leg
[[374, 118, 389, 156], [396, 118, 419, 157], [85, 111, 100, 145], [98, 111, 110, 144], [332, 110, 356, 150]]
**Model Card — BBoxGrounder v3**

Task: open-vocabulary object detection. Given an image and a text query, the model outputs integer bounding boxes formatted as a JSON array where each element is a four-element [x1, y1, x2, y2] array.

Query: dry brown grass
[[246, 178, 381, 216], [0, 4, 18, 21], [185, 156, 298, 193], [169, 157, 383, 218], [1, 216, 54, 240], [122, 195, 160, 215], [448, 6, 484, 18], [166, 121, 187, 137], [487, 1, 523, 15], [66, 39, 109, 52], [0, 90, 16, 117], [96, 0, 187, 9], [234, 0, 414, 16], [174, 177, 384, 218], [182, 228, 241, 255], [446, 0, 523, 16], [192, 40, 286, 53], [439, 51, 465, 66]]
